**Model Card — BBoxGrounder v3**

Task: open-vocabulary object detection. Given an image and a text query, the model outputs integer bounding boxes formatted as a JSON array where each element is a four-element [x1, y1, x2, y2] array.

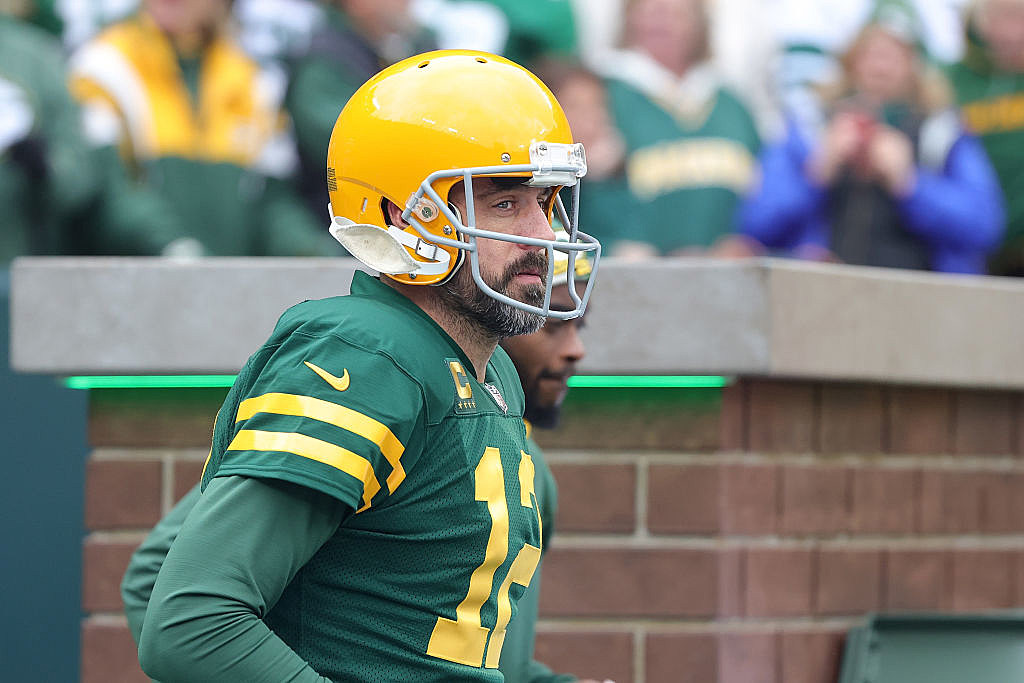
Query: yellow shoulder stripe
[[228, 429, 380, 511], [236, 393, 406, 493]]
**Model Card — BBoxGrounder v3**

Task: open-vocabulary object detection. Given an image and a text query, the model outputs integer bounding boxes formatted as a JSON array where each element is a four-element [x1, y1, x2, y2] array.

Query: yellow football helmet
[[326, 50, 600, 320]]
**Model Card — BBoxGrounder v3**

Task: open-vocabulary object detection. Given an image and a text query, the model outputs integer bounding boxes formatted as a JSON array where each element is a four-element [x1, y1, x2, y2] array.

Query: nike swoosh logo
[[305, 361, 350, 391]]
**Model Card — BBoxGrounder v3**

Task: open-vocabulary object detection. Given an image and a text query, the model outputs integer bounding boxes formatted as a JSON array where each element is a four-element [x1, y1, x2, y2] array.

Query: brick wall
[[81, 389, 218, 683], [80, 380, 1024, 682]]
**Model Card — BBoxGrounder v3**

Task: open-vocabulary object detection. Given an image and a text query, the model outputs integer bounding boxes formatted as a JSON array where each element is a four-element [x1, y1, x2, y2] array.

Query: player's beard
[[440, 251, 548, 340]]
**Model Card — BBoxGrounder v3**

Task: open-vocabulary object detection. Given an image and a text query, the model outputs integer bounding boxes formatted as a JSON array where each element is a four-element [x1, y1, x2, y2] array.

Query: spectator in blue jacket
[[739, 0, 1004, 274]]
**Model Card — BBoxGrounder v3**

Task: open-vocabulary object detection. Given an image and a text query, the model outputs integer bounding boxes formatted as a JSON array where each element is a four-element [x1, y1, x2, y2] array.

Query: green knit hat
[[864, 0, 927, 56]]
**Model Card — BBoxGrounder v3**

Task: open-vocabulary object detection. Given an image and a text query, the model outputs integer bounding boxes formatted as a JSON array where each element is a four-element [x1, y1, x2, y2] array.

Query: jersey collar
[[350, 270, 495, 382]]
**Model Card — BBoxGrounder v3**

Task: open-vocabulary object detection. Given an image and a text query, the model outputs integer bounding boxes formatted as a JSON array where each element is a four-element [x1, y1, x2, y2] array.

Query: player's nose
[[561, 325, 585, 363], [521, 199, 556, 245]]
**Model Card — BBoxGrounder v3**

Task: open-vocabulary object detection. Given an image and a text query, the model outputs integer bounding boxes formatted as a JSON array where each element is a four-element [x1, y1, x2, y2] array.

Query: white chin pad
[[329, 222, 419, 274]]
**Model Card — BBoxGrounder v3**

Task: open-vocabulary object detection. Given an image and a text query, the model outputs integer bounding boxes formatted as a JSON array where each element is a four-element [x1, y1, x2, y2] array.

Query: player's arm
[[137, 475, 348, 683], [121, 482, 201, 645]]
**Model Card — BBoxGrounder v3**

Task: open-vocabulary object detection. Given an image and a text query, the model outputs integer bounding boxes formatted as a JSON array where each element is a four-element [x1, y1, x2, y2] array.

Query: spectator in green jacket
[[590, 0, 761, 258], [948, 0, 1024, 275], [477, 0, 577, 66], [0, 8, 191, 263], [0, 12, 97, 266]]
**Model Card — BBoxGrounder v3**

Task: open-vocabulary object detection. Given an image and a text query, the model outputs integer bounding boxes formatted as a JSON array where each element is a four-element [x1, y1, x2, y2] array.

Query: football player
[[134, 50, 601, 682], [123, 242, 606, 682]]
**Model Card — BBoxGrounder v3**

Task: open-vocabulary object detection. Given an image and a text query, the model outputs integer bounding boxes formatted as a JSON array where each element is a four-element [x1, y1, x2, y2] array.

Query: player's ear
[[384, 200, 408, 228]]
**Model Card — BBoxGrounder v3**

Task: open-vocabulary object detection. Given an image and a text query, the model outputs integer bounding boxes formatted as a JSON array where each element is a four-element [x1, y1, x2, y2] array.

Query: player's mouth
[[499, 252, 549, 300], [514, 268, 544, 285], [538, 370, 571, 390], [507, 252, 547, 280]]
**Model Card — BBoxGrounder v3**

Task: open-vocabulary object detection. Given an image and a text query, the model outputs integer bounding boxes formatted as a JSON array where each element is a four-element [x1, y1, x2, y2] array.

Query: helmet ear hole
[[382, 198, 405, 227]]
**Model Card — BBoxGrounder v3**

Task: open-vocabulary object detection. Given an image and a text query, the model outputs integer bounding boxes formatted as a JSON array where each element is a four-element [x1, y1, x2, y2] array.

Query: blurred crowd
[[4, 0, 1024, 276]]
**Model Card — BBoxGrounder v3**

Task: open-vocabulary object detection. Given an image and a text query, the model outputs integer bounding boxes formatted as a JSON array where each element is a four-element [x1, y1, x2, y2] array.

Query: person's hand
[[866, 126, 916, 196], [807, 111, 868, 185]]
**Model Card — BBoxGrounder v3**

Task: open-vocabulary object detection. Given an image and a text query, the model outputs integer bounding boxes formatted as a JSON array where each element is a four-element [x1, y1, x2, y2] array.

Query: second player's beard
[[440, 252, 548, 340], [523, 382, 563, 429]]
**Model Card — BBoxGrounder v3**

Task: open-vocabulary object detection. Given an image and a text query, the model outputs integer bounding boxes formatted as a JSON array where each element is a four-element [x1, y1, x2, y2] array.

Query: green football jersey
[[201, 271, 544, 681], [605, 76, 761, 252]]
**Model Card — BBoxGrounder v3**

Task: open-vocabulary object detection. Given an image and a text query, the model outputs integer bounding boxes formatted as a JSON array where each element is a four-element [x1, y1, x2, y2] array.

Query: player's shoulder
[[268, 296, 413, 375], [260, 287, 463, 406], [275, 291, 447, 365]]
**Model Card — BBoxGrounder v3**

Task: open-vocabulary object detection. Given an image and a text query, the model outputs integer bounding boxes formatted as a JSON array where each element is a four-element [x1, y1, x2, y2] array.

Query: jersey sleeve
[[139, 476, 341, 683], [210, 332, 425, 512]]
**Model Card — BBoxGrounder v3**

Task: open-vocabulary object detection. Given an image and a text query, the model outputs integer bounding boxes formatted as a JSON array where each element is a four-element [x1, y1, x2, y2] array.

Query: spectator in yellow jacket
[[69, 0, 338, 256]]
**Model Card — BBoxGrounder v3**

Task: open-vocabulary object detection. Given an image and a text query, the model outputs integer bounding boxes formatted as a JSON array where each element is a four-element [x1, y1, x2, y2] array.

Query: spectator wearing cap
[[738, 0, 1004, 274]]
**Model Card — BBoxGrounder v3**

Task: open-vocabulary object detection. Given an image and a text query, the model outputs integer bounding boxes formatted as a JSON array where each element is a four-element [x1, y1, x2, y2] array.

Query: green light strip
[[567, 375, 728, 388], [64, 374, 730, 390], [63, 375, 237, 390]]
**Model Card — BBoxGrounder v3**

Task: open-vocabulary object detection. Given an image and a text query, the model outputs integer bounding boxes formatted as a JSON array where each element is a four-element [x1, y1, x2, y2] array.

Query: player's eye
[[494, 200, 514, 210]]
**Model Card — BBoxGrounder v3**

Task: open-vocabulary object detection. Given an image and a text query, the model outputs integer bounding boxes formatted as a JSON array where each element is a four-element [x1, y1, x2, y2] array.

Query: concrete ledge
[[11, 256, 1024, 388], [765, 262, 1024, 387], [11, 258, 362, 374]]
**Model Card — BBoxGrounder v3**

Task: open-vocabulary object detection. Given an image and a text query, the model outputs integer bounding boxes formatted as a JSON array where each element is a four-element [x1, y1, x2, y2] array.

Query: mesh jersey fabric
[[201, 270, 543, 681]]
